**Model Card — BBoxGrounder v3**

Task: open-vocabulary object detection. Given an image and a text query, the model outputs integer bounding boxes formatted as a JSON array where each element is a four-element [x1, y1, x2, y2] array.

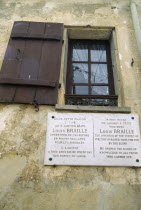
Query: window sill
[[55, 104, 131, 113]]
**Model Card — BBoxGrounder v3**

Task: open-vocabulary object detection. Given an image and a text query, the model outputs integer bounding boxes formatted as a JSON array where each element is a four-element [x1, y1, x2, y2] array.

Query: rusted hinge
[[33, 100, 39, 112]]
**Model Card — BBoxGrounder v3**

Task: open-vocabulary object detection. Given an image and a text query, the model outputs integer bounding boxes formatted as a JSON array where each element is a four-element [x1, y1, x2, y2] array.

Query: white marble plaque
[[44, 113, 141, 167]]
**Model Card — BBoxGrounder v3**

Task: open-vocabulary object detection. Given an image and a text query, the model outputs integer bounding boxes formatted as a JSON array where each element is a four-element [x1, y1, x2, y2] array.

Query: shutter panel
[[0, 21, 64, 105]]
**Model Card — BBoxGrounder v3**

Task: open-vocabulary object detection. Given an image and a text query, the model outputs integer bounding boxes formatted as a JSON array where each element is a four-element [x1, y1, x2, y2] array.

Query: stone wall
[[0, 0, 141, 209]]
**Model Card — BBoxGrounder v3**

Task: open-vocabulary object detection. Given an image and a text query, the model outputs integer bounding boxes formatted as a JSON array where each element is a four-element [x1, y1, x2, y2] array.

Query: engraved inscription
[[44, 113, 141, 167]]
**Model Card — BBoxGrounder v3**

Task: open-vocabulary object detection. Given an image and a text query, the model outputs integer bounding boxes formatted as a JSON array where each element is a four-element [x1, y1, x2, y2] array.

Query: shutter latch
[[33, 100, 39, 112]]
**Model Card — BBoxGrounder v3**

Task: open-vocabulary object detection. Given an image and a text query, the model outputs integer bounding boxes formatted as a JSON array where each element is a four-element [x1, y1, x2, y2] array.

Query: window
[[0, 23, 119, 107], [65, 39, 118, 106]]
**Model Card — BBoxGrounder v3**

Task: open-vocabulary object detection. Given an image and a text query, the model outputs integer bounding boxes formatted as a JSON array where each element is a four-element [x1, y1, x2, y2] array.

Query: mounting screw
[[136, 159, 139, 162], [49, 158, 52, 161], [131, 117, 134, 120]]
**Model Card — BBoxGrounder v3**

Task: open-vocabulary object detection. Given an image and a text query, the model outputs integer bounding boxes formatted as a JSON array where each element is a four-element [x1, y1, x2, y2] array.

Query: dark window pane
[[91, 44, 106, 62], [91, 86, 109, 95], [91, 64, 108, 83], [72, 43, 88, 61], [72, 86, 89, 95], [73, 63, 88, 83]]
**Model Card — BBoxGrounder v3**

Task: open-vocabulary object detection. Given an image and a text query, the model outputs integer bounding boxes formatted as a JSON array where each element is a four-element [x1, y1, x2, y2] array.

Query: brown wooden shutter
[[0, 21, 64, 105]]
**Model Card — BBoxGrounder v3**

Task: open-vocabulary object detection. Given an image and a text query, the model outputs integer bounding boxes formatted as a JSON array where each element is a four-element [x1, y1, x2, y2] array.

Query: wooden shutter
[[0, 21, 64, 105]]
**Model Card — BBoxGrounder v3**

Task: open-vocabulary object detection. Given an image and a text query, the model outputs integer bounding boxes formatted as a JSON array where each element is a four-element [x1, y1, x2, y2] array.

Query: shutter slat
[[13, 23, 45, 104], [0, 78, 56, 87], [0, 32, 26, 103], [29, 22, 45, 36], [0, 39, 25, 76], [0, 22, 31, 103], [35, 23, 64, 104], [13, 86, 36, 104], [20, 40, 42, 79], [0, 86, 16, 102], [11, 34, 62, 41], [39, 41, 61, 80], [45, 23, 63, 40], [12, 21, 29, 34]]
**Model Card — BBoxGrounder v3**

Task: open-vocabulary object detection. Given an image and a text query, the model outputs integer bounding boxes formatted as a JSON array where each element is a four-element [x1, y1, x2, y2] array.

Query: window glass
[[72, 43, 88, 61], [91, 64, 108, 83], [90, 44, 106, 62], [91, 86, 109, 95], [72, 86, 89, 95], [73, 63, 88, 83]]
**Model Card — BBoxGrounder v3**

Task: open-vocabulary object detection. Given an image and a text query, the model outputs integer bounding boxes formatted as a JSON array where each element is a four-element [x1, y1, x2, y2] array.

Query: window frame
[[65, 38, 117, 106]]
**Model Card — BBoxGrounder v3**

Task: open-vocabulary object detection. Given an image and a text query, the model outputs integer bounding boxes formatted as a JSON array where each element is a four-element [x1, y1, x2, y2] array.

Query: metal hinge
[[33, 100, 39, 112]]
